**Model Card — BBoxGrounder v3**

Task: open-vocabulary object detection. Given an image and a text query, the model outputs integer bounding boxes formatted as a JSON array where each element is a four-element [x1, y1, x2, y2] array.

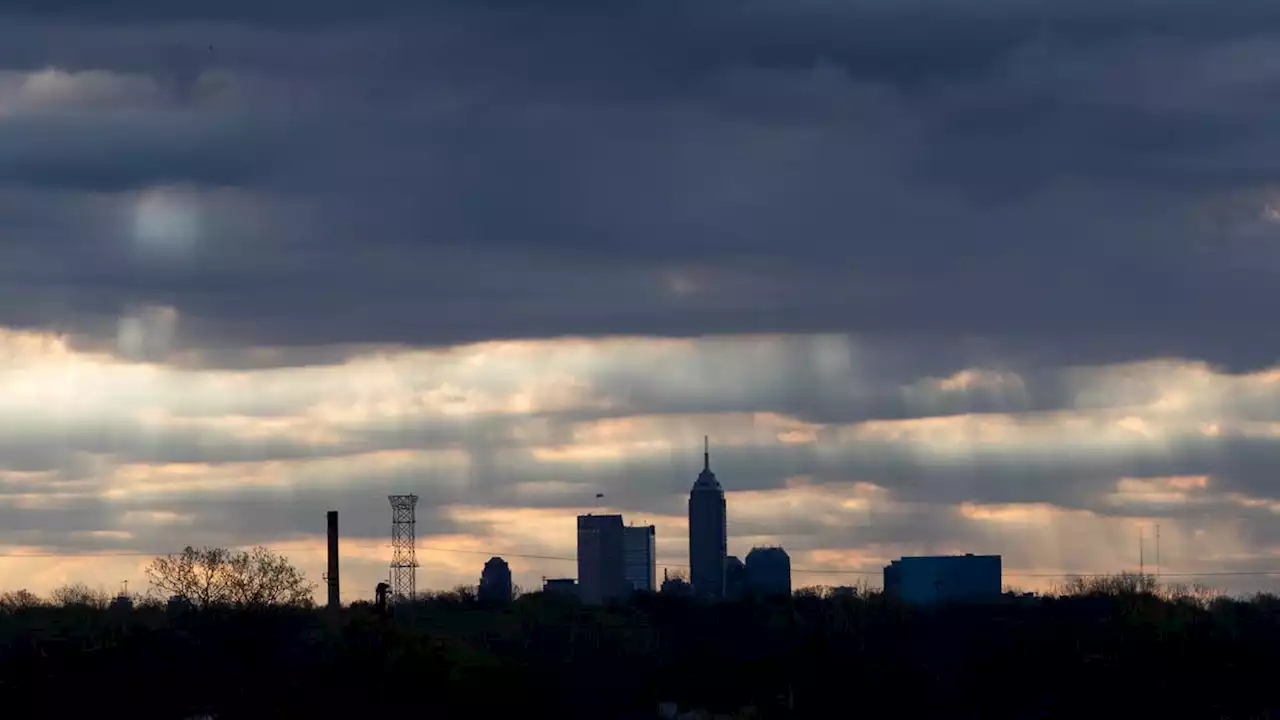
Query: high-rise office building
[[623, 524, 656, 593], [478, 556, 513, 603], [577, 514, 627, 604], [688, 437, 727, 599], [745, 546, 791, 597]]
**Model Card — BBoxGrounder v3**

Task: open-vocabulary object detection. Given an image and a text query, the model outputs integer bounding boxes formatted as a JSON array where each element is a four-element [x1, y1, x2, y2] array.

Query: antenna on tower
[[1156, 523, 1161, 580], [1139, 527, 1145, 577], [703, 435, 710, 471], [388, 494, 419, 603]]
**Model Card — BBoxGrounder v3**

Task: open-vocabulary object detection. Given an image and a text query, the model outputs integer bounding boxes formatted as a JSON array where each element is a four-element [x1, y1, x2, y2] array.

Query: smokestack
[[327, 511, 340, 612]]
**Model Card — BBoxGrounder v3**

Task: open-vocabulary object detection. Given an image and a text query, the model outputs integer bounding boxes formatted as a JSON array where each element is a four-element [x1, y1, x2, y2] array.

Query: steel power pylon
[[388, 494, 419, 603]]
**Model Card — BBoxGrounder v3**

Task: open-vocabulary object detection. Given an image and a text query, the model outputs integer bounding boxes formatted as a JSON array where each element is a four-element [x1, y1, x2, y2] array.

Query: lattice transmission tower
[[388, 494, 418, 603]]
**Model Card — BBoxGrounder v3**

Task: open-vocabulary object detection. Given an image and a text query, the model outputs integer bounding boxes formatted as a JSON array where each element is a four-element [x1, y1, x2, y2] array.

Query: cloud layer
[[1, 328, 1280, 597], [0, 1, 1279, 369], [5, 1, 1280, 598]]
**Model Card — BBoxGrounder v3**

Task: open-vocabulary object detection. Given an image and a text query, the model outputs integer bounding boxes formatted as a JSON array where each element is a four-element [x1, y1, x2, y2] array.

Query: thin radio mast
[[1156, 523, 1161, 579], [1139, 527, 1145, 577]]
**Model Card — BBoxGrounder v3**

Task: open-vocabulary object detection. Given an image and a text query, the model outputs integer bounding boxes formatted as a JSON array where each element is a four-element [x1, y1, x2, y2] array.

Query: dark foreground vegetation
[[1, 575, 1279, 718]]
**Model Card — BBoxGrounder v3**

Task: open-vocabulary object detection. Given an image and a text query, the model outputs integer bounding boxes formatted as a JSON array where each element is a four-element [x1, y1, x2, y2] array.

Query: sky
[[4, 0, 1280, 600]]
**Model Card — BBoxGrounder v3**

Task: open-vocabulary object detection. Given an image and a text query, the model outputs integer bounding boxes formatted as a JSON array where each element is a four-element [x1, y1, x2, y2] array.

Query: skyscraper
[[478, 556, 513, 603], [623, 524, 656, 593], [577, 514, 627, 604], [745, 546, 791, 597], [688, 436, 727, 598]]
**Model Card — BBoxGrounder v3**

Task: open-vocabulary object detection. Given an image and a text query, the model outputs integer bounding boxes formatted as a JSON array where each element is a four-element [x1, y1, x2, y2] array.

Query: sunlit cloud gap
[[7, 325, 1280, 595]]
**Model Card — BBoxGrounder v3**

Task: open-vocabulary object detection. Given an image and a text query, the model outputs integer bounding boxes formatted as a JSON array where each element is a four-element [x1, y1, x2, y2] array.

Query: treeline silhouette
[[1, 574, 1278, 718]]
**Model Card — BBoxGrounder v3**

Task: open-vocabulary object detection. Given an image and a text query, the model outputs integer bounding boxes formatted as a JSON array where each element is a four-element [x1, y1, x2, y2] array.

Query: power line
[[412, 546, 1280, 579]]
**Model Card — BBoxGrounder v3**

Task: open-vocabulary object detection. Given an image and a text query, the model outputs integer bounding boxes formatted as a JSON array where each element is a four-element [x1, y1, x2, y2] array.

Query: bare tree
[[0, 589, 44, 611], [1160, 581, 1221, 608], [146, 545, 316, 609], [50, 583, 111, 609], [146, 546, 232, 608], [851, 577, 880, 598], [433, 585, 477, 603], [1052, 572, 1159, 597], [225, 546, 316, 607]]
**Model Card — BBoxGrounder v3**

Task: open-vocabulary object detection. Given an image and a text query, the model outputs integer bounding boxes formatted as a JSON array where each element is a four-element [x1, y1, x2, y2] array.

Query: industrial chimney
[[326, 510, 340, 612]]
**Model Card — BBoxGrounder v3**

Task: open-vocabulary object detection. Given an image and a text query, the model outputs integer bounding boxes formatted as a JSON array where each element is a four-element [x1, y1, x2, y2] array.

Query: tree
[[50, 583, 110, 609], [0, 589, 43, 611], [225, 546, 316, 608], [145, 545, 316, 609], [1053, 572, 1159, 597]]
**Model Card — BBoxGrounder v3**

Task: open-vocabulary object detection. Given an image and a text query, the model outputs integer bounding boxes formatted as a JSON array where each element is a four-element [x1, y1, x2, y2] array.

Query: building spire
[[703, 435, 710, 472]]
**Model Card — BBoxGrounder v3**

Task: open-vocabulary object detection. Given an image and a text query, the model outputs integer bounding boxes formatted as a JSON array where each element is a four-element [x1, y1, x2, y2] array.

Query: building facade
[[543, 578, 577, 598], [623, 524, 657, 593], [724, 556, 748, 600], [577, 513, 627, 604], [478, 556, 513, 603], [745, 546, 791, 597], [688, 437, 727, 598], [883, 554, 1002, 605], [660, 570, 692, 596]]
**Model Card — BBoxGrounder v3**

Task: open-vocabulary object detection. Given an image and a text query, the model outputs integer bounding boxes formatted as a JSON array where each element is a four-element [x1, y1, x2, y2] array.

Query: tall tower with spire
[[688, 436, 728, 599]]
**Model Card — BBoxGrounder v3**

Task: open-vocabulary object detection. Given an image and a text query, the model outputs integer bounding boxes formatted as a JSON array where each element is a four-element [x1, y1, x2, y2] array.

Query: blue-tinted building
[[745, 546, 791, 597], [883, 554, 1002, 605], [624, 524, 657, 593], [478, 556, 513, 603]]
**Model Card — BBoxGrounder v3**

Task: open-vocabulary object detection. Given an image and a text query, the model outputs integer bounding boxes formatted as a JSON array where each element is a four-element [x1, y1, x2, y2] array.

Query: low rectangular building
[[543, 578, 578, 598], [884, 554, 1002, 605]]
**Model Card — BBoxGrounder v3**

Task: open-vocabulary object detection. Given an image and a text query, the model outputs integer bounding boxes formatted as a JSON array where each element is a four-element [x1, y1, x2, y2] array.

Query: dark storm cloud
[[0, 113, 289, 191], [0, 406, 545, 472], [4, 0, 1280, 370], [0, 500, 114, 545]]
